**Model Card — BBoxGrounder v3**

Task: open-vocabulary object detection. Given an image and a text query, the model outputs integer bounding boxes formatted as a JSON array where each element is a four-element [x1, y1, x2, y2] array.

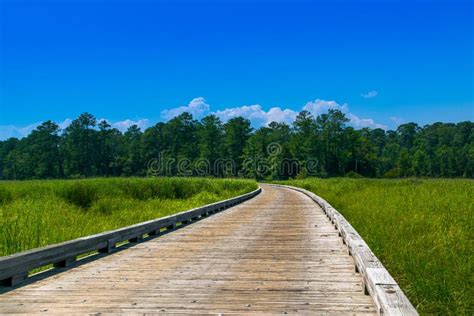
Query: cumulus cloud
[[112, 119, 149, 131], [301, 99, 386, 129], [361, 90, 378, 99], [265, 107, 299, 125], [161, 96, 386, 129], [347, 113, 387, 129], [58, 119, 73, 129], [160, 97, 210, 120], [214, 104, 298, 126], [1, 97, 389, 140], [0, 119, 73, 140], [213, 99, 385, 129], [0, 118, 151, 140], [99, 118, 150, 132], [303, 99, 348, 115], [162, 97, 299, 126], [0, 122, 40, 140], [211, 99, 350, 127]]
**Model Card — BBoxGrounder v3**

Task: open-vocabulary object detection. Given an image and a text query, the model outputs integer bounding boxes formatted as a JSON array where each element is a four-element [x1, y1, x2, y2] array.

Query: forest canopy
[[1, 110, 472, 180]]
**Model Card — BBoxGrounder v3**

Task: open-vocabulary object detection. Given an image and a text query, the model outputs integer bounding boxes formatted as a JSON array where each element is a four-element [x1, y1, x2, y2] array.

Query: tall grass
[[0, 177, 257, 257], [275, 178, 473, 315]]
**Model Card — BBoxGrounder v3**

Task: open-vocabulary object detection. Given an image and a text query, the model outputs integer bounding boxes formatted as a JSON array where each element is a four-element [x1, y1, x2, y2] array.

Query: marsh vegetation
[[0, 177, 257, 257], [276, 178, 473, 314]]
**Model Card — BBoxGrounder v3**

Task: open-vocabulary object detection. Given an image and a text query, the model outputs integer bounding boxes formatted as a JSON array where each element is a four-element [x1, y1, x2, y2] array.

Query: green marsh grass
[[0, 177, 257, 257], [275, 178, 473, 314]]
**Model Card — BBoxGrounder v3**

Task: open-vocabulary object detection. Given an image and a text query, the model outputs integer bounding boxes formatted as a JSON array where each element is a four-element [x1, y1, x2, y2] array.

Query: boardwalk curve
[[0, 184, 407, 315]]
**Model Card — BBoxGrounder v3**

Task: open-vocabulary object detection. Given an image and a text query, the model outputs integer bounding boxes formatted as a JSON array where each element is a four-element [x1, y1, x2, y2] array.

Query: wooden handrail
[[0, 187, 261, 287], [269, 184, 418, 316]]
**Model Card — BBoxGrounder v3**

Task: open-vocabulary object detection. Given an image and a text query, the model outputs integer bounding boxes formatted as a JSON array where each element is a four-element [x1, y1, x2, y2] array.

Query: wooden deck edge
[[0, 186, 262, 287], [267, 184, 418, 316]]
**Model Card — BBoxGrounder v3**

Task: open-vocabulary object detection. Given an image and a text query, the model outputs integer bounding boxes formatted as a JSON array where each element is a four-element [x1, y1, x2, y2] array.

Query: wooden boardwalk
[[0, 185, 376, 314]]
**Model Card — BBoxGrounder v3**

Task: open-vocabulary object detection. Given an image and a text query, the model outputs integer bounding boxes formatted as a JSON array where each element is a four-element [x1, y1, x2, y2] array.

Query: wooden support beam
[[98, 242, 115, 253], [0, 187, 262, 288], [53, 256, 76, 268], [1, 273, 28, 287], [128, 236, 142, 243]]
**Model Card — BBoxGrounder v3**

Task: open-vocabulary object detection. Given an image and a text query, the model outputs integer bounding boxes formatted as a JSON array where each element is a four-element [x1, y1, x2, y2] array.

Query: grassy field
[[275, 178, 473, 315], [0, 177, 257, 257]]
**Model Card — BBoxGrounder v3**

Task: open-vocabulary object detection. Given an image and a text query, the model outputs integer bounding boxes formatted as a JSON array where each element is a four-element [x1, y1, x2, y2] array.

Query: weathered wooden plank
[[271, 184, 418, 316], [375, 284, 416, 315], [0, 187, 261, 286], [0, 185, 376, 314]]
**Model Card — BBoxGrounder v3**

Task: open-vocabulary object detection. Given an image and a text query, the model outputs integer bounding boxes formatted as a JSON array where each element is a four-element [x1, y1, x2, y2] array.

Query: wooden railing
[[0, 187, 261, 287], [269, 184, 418, 316]]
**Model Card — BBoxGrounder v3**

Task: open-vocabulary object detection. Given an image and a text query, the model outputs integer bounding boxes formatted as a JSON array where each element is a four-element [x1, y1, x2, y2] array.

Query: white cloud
[[160, 97, 210, 120], [0, 97, 389, 140], [0, 119, 73, 140], [302, 99, 386, 129], [57, 117, 151, 132], [265, 107, 299, 125], [112, 119, 149, 132], [361, 90, 378, 99], [58, 119, 73, 130], [303, 99, 348, 115], [214, 104, 298, 126], [212, 99, 385, 129], [347, 113, 387, 129], [0, 122, 40, 140], [99, 118, 150, 132], [0, 118, 151, 140]]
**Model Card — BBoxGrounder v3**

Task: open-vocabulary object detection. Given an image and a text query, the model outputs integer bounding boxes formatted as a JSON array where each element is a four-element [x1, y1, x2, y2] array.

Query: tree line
[[0, 111, 472, 180]]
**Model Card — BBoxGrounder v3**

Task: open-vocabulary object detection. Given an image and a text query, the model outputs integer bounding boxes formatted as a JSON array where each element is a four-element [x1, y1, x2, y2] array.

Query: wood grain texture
[[0, 184, 376, 315], [0, 188, 261, 286], [271, 184, 418, 316]]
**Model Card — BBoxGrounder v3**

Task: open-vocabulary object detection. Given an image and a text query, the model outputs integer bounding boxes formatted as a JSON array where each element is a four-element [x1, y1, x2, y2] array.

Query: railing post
[[99, 241, 116, 253], [53, 256, 76, 268], [149, 230, 160, 236], [129, 236, 142, 243], [0, 187, 261, 288], [1, 273, 28, 287]]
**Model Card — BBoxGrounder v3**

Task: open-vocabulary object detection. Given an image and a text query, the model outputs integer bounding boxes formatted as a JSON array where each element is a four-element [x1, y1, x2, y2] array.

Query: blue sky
[[1, 0, 473, 139]]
